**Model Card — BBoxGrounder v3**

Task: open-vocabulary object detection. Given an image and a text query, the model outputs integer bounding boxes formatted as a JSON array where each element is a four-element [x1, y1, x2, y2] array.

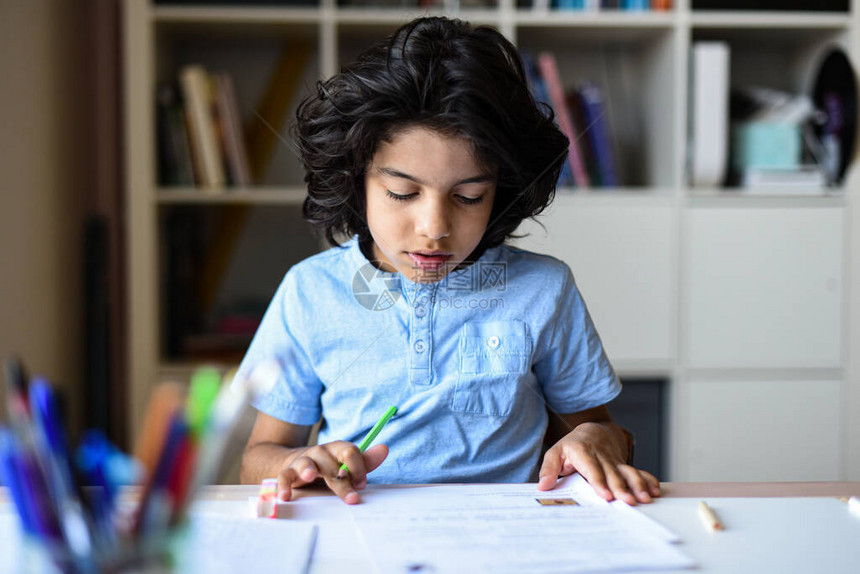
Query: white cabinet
[[514, 198, 675, 368], [683, 207, 843, 369], [681, 378, 842, 481]]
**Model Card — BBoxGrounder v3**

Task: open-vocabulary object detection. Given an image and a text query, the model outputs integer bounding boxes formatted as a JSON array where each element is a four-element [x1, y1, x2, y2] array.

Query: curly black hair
[[294, 16, 569, 249]]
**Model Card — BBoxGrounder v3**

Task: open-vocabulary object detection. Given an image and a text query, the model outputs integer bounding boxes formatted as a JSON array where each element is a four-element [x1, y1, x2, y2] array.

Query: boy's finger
[[277, 467, 302, 501], [617, 465, 651, 500], [577, 457, 612, 501], [537, 450, 563, 491], [641, 470, 662, 497], [616, 465, 651, 504], [337, 444, 367, 482], [292, 455, 325, 484], [363, 444, 389, 473], [604, 467, 635, 505], [325, 474, 361, 505]]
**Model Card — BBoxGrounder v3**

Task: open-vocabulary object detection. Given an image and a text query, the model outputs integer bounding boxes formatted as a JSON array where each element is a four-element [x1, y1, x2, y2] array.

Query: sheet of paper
[[348, 476, 694, 574], [0, 502, 317, 574], [178, 508, 318, 574]]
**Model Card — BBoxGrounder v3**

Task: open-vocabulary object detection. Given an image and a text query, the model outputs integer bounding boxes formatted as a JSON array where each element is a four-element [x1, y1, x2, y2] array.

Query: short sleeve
[[533, 268, 621, 413], [232, 270, 323, 425]]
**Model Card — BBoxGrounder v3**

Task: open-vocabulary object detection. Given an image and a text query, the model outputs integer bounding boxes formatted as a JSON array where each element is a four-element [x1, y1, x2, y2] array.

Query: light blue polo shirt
[[234, 237, 620, 484]]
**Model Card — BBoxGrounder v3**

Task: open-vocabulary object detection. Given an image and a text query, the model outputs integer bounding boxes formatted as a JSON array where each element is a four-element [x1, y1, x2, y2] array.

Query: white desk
[[4, 482, 860, 573], [188, 482, 860, 574]]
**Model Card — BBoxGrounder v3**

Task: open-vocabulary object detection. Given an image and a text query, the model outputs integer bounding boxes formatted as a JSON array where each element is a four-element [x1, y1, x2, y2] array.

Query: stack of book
[[157, 66, 252, 190], [528, 0, 672, 10], [523, 52, 621, 189]]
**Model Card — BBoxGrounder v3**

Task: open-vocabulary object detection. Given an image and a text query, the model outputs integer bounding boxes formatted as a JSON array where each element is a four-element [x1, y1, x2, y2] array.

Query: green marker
[[186, 367, 221, 438], [340, 405, 398, 473]]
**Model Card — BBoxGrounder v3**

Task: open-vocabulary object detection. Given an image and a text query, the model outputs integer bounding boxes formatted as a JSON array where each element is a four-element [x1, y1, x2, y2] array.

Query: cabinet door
[[681, 378, 842, 481], [684, 207, 843, 369], [513, 200, 674, 365]]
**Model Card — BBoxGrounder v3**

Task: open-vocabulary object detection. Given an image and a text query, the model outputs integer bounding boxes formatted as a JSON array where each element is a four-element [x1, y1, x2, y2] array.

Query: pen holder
[[1, 360, 281, 574]]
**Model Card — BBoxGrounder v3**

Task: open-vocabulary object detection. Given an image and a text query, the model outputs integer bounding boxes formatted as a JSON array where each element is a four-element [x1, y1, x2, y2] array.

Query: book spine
[[156, 84, 194, 187], [622, 0, 650, 9], [179, 65, 226, 190], [170, 106, 196, 186], [578, 84, 620, 187], [556, 0, 584, 9], [213, 73, 252, 188], [537, 52, 590, 188], [567, 91, 600, 186], [689, 42, 730, 187]]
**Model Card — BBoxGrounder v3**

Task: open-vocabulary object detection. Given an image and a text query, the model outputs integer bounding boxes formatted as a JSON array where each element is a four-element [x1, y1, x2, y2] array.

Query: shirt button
[[487, 336, 500, 349], [414, 340, 427, 353], [415, 305, 427, 318]]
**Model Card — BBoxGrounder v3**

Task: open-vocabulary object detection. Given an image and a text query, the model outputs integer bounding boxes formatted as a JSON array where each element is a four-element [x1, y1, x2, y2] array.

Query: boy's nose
[[416, 197, 451, 240]]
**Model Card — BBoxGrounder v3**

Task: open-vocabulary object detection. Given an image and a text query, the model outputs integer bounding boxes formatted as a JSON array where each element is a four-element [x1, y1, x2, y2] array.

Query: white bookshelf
[[124, 0, 860, 481]]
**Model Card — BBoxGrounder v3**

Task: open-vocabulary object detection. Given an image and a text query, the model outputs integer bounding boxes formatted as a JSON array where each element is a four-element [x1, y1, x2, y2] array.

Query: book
[[179, 65, 227, 190], [622, 0, 650, 9], [522, 53, 573, 187], [689, 42, 730, 187], [692, 0, 847, 10], [155, 83, 195, 187], [537, 52, 591, 188], [567, 91, 600, 186], [577, 84, 620, 187], [212, 73, 252, 188]]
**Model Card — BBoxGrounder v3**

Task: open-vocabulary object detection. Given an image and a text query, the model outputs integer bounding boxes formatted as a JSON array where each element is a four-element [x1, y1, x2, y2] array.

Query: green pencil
[[339, 406, 397, 473]]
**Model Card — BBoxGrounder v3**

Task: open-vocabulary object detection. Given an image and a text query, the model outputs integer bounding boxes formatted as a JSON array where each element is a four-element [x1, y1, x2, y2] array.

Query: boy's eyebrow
[[376, 166, 495, 186]]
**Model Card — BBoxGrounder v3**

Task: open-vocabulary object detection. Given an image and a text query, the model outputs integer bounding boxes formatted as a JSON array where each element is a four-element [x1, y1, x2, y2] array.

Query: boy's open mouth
[[408, 251, 452, 271]]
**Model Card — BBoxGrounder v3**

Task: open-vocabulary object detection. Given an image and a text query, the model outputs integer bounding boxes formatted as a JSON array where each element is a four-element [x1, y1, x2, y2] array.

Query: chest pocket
[[452, 320, 532, 416]]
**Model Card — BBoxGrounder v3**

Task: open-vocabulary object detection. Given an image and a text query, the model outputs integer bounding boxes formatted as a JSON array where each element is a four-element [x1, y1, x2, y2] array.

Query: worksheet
[[348, 475, 694, 574], [185, 503, 318, 574]]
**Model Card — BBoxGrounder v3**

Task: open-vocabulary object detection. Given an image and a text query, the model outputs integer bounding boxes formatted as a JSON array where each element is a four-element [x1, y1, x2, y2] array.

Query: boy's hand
[[277, 441, 389, 504], [537, 421, 659, 505]]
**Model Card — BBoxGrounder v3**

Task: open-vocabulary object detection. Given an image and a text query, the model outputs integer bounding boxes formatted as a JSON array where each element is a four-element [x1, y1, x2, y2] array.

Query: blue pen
[[134, 412, 188, 537], [0, 429, 37, 535], [16, 445, 63, 541], [29, 379, 97, 568], [76, 429, 120, 547]]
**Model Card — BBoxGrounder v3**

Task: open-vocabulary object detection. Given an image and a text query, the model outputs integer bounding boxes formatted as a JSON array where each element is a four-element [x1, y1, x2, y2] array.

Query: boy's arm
[[538, 404, 660, 505], [240, 411, 313, 485]]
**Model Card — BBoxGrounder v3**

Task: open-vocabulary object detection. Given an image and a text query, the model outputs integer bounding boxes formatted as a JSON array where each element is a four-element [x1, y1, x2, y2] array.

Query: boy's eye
[[386, 190, 416, 201], [456, 194, 484, 205]]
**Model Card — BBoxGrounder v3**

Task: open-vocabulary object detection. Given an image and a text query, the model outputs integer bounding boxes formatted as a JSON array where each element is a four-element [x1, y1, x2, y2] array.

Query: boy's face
[[364, 127, 497, 284]]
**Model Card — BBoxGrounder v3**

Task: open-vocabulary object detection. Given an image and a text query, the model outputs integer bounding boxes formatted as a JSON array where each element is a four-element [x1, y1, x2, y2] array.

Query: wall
[[0, 0, 91, 435]]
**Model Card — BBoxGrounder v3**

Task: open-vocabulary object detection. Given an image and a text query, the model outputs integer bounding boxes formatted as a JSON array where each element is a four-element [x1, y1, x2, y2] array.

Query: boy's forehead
[[372, 126, 496, 173]]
